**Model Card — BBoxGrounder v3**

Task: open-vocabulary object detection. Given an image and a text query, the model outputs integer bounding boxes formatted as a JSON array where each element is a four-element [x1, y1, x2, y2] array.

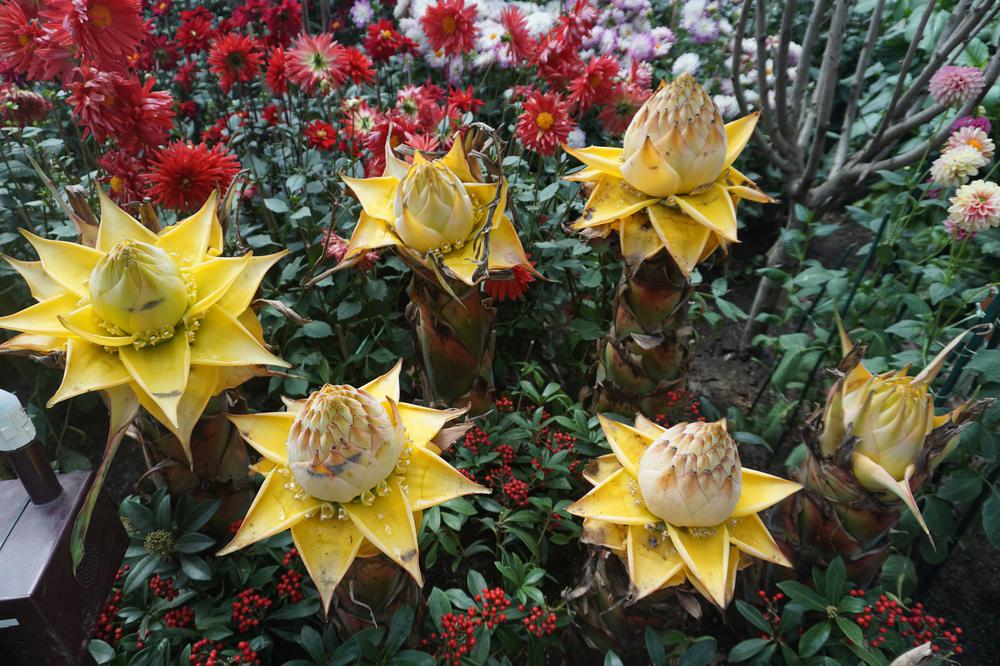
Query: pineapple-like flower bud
[[286, 384, 406, 502], [394, 160, 476, 253], [621, 73, 727, 197], [637, 419, 742, 527], [89, 240, 189, 335], [821, 373, 935, 482]]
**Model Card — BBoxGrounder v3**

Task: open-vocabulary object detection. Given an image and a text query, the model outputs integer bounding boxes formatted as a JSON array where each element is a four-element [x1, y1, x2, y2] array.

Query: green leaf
[[385, 606, 414, 654], [824, 558, 846, 600], [179, 555, 212, 581], [938, 469, 982, 503], [645, 627, 666, 666], [179, 500, 219, 533], [264, 198, 289, 213], [428, 588, 452, 633], [537, 182, 559, 202], [603, 651, 624, 666], [727, 639, 770, 662], [88, 639, 116, 664], [735, 599, 773, 633], [386, 652, 436, 666], [300, 626, 325, 664], [123, 554, 158, 594], [679, 638, 717, 666], [336, 300, 362, 320], [967, 350, 1000, 380], [173, 533, 215, 553], [798, 621, 831, 657], [301, 321, 333, 338], [467, 570, 488, 597], [778, 581, 828, 612], [835, 617, 864, 646]]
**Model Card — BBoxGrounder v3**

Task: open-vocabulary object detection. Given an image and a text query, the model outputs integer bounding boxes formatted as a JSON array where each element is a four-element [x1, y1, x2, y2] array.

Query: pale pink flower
[[929, 66, 985, 107], [947, 179, 1000, 232]]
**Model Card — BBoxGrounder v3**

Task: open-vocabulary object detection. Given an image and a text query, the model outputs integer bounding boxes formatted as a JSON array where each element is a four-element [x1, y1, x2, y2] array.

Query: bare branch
[[773, 0, 799, 145], [754, 0, 796, 156], [791, 0, 831, 121], [833, 0, 886, 172], [863, 0, 938, 158], [797, 0, 850, 195], [731, 0, 754, 116]]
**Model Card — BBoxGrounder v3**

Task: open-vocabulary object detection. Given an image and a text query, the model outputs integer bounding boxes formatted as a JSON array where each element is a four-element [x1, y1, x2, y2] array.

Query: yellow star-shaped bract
[[218, 360, 489, 612], [0, 191, 290, 455], [563, 112, 772, 276], [338, 137, 536, 286], [569, 414, 800, 607]]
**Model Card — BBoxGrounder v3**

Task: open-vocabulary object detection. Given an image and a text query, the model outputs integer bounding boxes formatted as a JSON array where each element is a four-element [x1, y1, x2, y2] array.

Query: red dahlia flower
[[567, 55, 619, 112], [446, 86, 483, 115], [287, 32, 348, 93], [98, 148, 146, 204], [264, 46, 289, 95], [114, 76, 175, 151], [176, 14, 216, 54], [262, 0, 302, 47], [345, 46, 374, 84], [304, 119, 337, 150], [421, 0, 477, 56], [598, 82, 650, 135], [208, 33, 263, 92], [0, 1, 45, 76], [485, 263, 536, 302], [67, 63, 122, 141], [363, 19, 413, 62], [499, 6, 535, 61], [41, 0, 144, 68], [145, 141, 240, 211], [515, 90, 574, 156]]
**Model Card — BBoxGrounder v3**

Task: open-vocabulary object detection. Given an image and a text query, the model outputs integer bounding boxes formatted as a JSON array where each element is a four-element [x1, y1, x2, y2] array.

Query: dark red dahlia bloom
[[98, 148, 146, 203], [262, 104, 281, 126], [363, 19, 414, 62], [208, 33, 263, 92], [173, 60, 197, 91], [421, 0, 477, 56], [176, 14, 216, 54], [515, 90, 574, 156], [262, 0, 301, 47], [148, 0, 171, 16], [446, 86, 483, 115], [567, 55, 619, 112], [226, 0, 267, 30], [145, 141, 240, 211], [287, 32, 348, 93], [485, 263, 536, 302], [0, 1, 46, 76], [41, 0, 144, 68], [304, 119, 336, 150], [0, 84, 52, 125], [264, 46, 289, 95], [114, 76, 175, 151], [138, 32, 179, 70], [598, 82, 650, 135], [344, 46, 374, 84], [67, 63, 122, 141]]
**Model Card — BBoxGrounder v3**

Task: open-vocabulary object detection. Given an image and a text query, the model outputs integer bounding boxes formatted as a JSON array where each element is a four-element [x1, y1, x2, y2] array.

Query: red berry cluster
[[503, 478, 530, 506], [189, 639, 221, 666], [282, 547, 300, 567], [165, 605, 195, 628], [277, 568, 304, 602], [755, 589, 786, 638], [150, 573, 178, 600], [421, 588, 512, 666], [853, 593, 963, 655], [231, 588, 272, 633], [94, 588, 125, 644], [495, 396, 514, 413], [462, 426, 491, 456], [497, 444, 515, 466], [533, 423, 581, 474], [653, 389, 705, 427], [231, 641, 261, 664], [522, 604, 558, 637]]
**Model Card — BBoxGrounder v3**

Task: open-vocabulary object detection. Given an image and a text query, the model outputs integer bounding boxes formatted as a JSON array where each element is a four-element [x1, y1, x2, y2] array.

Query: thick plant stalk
[[406, 273, 496, 415], [138, 394, 256, 534], [593, 250, 691, 416]]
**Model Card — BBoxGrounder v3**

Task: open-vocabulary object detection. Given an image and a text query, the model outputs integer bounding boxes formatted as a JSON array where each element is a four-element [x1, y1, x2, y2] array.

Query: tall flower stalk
[[337, 126, 535, 413], [564, 74, 771, 415]]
